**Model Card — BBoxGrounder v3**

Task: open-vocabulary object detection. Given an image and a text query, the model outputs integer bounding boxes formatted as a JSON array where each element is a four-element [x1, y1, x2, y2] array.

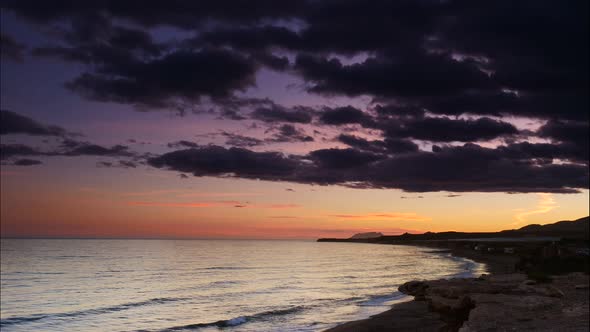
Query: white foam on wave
[[359, 292, 408, 307], [225, 316, 248, 326], [443, 253, 485, 279]]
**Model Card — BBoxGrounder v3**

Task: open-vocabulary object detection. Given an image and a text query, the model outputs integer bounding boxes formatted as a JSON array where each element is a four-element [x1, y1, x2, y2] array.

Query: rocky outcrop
[[399, 273, 589, 331]]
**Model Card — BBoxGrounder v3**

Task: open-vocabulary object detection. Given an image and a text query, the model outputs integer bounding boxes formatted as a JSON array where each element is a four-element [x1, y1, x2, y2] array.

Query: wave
[[0, 297, 188, 327], [359, 292, 407, 307], [328, 296, 366, 306], [202, 266, 255, 270], [53, 255, 95, 259], [160, 306, 306, 331], [206, 280, 242, 287], [445, 254, 482, 278], [10, 271, 66, 275]]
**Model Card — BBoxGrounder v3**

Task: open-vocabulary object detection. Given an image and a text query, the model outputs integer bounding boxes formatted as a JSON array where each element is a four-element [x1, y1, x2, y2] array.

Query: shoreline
[[324, 243, 588, 332], [324, 244, 503, 332]]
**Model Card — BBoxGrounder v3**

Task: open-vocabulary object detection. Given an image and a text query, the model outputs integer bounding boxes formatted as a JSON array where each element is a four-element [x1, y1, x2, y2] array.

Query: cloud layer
[[1, 0, 588, 193], [148, 143, 588, 193]]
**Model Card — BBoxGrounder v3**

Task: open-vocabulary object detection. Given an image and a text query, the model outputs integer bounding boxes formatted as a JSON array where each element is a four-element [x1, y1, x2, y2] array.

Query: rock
[[459, 293, 561, 331], [398, 280, 429, 297], [430, 286, 462, 299], [486, 273, 527, 283], [325, 300, 446, 332], [538, 285, 565, 298], [516, 284, 565, 298], [428, 295, 474, 314], [401, 273, 586, 331], [428, 295, 459, 313]]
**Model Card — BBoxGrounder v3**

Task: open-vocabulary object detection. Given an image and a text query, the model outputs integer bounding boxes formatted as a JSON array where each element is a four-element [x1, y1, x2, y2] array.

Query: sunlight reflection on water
[[1, 239, 485, 331]]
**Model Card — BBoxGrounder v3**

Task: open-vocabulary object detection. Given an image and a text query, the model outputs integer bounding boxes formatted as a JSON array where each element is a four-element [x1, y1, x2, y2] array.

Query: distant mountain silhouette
[[318, 216, 589, 242], [515, 216, 589, 235]]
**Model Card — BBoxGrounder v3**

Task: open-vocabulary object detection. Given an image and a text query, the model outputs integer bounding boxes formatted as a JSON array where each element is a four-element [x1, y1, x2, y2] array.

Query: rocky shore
[[326, 252, 589, 332], [400, 272, 588, 331]]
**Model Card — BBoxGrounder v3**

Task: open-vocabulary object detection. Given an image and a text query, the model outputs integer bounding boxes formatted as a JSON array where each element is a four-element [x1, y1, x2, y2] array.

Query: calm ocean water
[[1, 239, 486, 331]]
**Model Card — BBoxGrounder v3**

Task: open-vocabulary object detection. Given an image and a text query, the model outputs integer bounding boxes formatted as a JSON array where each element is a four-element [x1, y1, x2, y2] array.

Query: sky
[[0, 0, 588, 239]]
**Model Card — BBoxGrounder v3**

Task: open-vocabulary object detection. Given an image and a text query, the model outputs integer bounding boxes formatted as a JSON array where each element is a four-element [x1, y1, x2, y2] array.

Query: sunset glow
[[1, 1, 588, 239]]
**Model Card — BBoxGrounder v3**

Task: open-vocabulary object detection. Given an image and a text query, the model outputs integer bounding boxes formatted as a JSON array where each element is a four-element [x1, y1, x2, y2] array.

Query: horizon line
[[0, 236, 320, 241]]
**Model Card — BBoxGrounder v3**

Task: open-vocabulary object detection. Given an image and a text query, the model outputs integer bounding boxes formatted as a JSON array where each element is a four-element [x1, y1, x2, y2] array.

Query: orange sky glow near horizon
[[1, 1, 588, 241], [2, 164, 588, 239]]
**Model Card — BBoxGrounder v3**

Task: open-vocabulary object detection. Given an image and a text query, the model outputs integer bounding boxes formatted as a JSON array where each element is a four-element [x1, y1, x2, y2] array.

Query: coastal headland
[[322, 216, 590, 331]]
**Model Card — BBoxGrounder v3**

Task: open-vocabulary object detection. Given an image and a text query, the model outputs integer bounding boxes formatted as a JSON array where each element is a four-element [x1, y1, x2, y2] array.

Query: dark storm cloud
[[12, 158, 43, 166], [382, 138, 420, 154], [4, 2, 285, 108], [429, 0, 587, 121], [19, 10, 258, 109], [0, 111, 142, 166], [419, 90, 520, 118], [4, 0, 587, 120], [2, 0, 588, 193], [535, 120, 589, 164], [295, 52, 494, 98], [0, 144, 42, 160], [220, 132, 264, 147], [319, 106, 373, 126], [308, 148, 384, 169], [202, 0, 587, 120], [65, 49, 258, 108], [421, 91, 589, 122], [382, 116, 519, 142], [97, 160, 137, 168], [211, 97, 276, 119], [497, 142, 588, 166], [1, 110, 68, 136], [336, 134, 418, 154], [251, 105, 313, 124], [59, 138, 135, 157], [27, 14, 164, 74], [374, 105, 425, 119], [1, 140, 135, 163], [0, 33, 26, 62], [268, 124, 314, 143], [252, 52, 290, 71], [193, 1, 442, 54], [198, 26, 302, 51], [168, 127, 313, 149], [148, 145, 300, 179], [1, 0, 304, 28], [167, 140, 200, 149], [366, 144, 588, 193], [538, 120, 589, 146], [104, 26, 163, 56], [437, 1, 588, 91], [194, 126, 313, 148], [294, 1, 441, 54], [332, 112, 519, 143], [149, 143, 589, 193], [63, 143, 132, 157], [337, 134, 385, 153], [32, 27, 162, 63]]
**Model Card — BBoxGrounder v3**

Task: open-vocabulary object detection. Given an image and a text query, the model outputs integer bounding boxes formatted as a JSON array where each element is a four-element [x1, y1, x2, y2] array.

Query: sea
[[0, 239, 486, 332]]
